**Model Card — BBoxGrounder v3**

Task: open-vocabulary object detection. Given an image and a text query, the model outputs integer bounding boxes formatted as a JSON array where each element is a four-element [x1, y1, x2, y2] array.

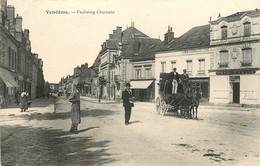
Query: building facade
[[155, 25, 211, 100], [0, 0, 45, 107], [209, 9, 260, 105]]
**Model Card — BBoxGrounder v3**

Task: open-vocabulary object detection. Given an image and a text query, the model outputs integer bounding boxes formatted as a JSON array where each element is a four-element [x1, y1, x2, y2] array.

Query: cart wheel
[[156, 97, 161, 115], [161, 101, 167, 116]]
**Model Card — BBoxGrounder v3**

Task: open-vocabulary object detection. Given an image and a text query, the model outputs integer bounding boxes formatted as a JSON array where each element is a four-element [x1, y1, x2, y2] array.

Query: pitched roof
[[121, 26, 149, 40], [161, 24, 210, 51], [211, 9, 260, 24], [91, 26, 150, 66], [132, 38, 164, 61]]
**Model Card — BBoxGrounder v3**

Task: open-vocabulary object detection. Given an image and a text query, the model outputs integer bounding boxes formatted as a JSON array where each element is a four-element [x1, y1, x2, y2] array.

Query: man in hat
[[169, 68, 179, 94], [122, 83, 134, 125], [69, 85, 81, 134], [180, 69, 190, 94]]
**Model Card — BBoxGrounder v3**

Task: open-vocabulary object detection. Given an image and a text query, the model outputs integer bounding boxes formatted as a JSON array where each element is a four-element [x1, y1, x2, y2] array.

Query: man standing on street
[[69, 85, 81, 134], [122, 83, 134, 125]]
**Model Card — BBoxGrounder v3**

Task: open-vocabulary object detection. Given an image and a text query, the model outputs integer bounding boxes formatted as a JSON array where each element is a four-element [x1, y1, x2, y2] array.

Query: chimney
[[131, 21, 135, 27], [218, 13, 221, 18], [24, 29, 29, 39], [15, 14, 22, 32], [113, 26, 122, 40], [6, 5, 15, 21], [164, 25, 174, 46], [109, 34, 113, 39], [34, 54, 38, 59], [15, 14, 23, 42], [210, 16, 212, 22], [1, 0, 7, 15], [24, 29, 31, 51], [134, 34, 140, 55]]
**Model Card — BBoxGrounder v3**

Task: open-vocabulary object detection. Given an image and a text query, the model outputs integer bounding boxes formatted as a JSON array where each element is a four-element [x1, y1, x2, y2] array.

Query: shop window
[[221, 25, 227, 39], [243, 22, 251, 37], [241, 48, 252, 66], [219, 50, 229, 68]]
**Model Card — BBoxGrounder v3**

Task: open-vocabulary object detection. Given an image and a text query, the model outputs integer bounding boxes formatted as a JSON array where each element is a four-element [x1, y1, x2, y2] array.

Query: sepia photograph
[[1, 0, 260, 165]]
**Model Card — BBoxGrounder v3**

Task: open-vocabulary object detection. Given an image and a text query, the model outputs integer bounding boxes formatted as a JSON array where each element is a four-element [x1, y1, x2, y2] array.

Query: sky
[[7, 0, 260, 83]]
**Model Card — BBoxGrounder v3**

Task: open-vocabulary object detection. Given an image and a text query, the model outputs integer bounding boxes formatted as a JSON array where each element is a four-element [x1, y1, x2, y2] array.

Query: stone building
[[98, 24, 149, 100], [209, 9, 260, 105], [155, 25, 211, 100], [0, 0, 45, 107]]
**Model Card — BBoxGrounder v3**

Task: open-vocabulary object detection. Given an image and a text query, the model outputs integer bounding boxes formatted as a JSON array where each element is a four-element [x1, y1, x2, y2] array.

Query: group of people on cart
[[160, 68, 191, 95]]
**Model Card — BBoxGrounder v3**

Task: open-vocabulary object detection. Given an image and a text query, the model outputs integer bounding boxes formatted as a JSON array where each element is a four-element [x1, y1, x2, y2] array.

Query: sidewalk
[[0, 97, 55, 126]]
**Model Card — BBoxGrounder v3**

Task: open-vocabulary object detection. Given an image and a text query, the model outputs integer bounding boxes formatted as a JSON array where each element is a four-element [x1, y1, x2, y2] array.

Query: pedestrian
[[69, 85, 81, 134], [15, 90, 20, 106], [19, 91, 28, 112], [122, 83, 134, 125]]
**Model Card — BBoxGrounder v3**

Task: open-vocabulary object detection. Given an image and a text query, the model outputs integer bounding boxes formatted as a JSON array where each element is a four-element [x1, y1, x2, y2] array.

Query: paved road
[[1, 95, 260, 166]]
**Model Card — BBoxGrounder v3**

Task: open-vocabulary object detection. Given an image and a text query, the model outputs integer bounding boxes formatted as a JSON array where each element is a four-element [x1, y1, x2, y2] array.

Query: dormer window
[[221, 26, 227, 39], [243, 22, 251, 37]]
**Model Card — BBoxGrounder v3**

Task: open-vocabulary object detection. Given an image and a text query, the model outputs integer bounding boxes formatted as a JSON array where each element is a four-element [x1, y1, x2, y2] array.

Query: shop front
[[130, 80, 155, 102]]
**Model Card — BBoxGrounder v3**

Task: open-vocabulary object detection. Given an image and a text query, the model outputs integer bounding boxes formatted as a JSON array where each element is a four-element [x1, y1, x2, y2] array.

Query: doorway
[[233, 83, 240, 103]]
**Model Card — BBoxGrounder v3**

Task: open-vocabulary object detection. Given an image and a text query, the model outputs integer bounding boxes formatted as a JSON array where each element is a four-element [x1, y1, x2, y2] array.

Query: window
[[219, 50, 229, 68], [243, 22, 251, 37], [171, 61, 176, 70], [241, 48, 252, 66], [161, 62, 166, 73], [198, 59, 205, 74], [221, 26, 227, 39], [15, 52, 17, 72], [145, 68, 151, 79], [12, 49, 14, 71], [186, 60, 193, 75], [0, 42, 4, 65], [9, 47, 11, 68], [135, 69, 141, 79]]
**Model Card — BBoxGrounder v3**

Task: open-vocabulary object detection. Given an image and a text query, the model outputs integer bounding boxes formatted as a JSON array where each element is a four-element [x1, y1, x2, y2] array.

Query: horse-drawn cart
[[156, 73, 200, 118]]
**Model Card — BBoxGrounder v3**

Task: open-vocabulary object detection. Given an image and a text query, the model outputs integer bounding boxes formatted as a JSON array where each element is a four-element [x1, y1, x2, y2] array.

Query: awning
[[0, 68, 19, 88], [130, 80, 153, 89]]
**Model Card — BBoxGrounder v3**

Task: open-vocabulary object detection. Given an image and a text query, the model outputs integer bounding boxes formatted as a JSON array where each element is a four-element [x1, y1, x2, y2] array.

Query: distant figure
[[181, 69, 190, 94], [69, 85, 81, 134], [169, 68, 179, 94], [15, 90, 20, 105], [122, 83, 134, 125], [20, 91, 28, 112]]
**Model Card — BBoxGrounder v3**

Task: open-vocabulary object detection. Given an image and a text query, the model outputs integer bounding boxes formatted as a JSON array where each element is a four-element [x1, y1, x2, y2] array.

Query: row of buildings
[[60, 9, 260, 106], [0, 0, 45, 107]]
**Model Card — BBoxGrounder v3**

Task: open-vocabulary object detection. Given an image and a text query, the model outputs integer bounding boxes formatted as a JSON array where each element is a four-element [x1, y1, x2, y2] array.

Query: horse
[[190, 89, 202, 119]]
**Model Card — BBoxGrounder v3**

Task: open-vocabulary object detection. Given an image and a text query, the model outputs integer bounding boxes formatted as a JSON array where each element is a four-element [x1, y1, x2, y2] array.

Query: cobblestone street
[[1, 96, 260, 166]]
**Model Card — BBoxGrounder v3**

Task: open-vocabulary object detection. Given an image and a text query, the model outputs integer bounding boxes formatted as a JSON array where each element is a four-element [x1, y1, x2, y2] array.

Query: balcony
[[114, 75, 121, 82], [218, 62, 229, 68], [241, 61, 252, 67]]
